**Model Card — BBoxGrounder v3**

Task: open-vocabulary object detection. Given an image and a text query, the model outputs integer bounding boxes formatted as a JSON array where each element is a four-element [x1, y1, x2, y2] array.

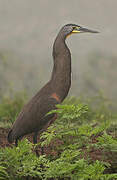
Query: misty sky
[[0, 1, 116, 57]]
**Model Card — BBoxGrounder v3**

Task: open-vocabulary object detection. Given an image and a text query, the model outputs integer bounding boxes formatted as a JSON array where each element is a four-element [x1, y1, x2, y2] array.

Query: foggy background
[[0, 0, 117, 103]]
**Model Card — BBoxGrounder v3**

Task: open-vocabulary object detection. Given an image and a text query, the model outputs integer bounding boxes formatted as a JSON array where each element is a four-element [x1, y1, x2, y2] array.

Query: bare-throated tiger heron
[[7, 24, 99, 146]]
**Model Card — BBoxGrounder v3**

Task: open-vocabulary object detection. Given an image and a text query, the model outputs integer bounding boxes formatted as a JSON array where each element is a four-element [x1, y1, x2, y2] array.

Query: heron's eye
[[73, 26, 80, 30], [73, 27, 76, 30]]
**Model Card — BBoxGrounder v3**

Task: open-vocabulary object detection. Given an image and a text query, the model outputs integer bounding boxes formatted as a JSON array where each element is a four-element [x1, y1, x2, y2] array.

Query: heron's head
[[61, 24, 99, 38]]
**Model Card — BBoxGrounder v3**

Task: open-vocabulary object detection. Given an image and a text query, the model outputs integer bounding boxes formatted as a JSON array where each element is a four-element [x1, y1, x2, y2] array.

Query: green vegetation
[[0, 94, 117, 179]]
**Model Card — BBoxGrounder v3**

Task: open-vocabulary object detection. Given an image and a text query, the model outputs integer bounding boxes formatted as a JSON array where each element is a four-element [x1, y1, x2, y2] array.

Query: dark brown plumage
[[7, 24, 98, 146]]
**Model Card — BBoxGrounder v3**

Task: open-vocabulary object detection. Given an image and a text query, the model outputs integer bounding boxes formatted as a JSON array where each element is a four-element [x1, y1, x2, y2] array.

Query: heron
[[7, 24, 98, 146]]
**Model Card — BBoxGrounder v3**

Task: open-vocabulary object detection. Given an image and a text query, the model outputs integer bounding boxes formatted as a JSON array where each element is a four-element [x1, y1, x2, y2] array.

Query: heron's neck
[[51, 34, 71, 101]]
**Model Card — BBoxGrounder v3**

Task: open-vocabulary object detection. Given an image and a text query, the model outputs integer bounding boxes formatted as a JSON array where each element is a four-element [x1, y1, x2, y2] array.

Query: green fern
[[0, 163, 9, 180]]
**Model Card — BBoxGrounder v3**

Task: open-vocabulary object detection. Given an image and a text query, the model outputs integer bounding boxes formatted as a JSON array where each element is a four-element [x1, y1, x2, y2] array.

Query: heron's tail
[[7, 129, 14, 143]]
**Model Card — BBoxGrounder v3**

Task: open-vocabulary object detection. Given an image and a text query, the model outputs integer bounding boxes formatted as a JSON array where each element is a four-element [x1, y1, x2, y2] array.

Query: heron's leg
[[15, 138, 18, 147], [15, 136, 23, 147], [33, 131, 38, 144], [33, 131, 44, 155], [33, 132, 40, 156]]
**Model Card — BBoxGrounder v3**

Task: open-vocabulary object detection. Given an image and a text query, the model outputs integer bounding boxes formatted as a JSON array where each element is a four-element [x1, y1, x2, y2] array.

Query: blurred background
[[0, 0, 117, 104]]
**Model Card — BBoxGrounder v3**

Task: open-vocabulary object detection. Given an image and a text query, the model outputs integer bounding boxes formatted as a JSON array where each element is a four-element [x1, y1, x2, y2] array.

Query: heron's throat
[[51, 34, 71, 101]]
